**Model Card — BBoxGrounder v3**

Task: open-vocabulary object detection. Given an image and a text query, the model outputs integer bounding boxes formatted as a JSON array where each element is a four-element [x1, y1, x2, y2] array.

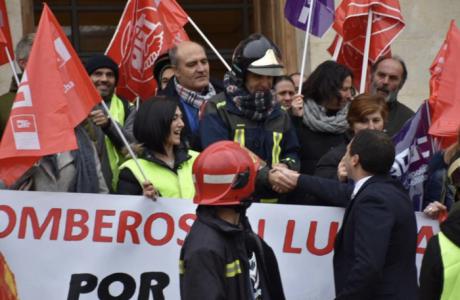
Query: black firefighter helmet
[[232, 33, 284, 79]]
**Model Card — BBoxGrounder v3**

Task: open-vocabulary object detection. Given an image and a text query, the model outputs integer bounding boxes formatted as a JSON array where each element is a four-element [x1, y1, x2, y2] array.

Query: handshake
[[269, 156, 349, 194], [268, 165, 300, 194]]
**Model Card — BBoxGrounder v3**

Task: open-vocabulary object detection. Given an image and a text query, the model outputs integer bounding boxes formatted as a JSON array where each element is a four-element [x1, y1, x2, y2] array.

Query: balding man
[[370, 56, 414, 137], [158, 41, 223, 150]]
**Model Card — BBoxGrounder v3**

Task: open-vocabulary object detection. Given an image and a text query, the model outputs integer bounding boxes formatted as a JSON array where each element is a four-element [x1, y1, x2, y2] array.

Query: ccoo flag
[[0, 4, 101, 186], [284, 0, 335, 37], [106, 0, 189, 101]]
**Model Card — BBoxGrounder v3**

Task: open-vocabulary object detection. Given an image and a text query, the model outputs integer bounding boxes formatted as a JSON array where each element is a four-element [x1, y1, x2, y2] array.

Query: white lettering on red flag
[[0, 4, 101, 186], [11, 115, 40, 150]]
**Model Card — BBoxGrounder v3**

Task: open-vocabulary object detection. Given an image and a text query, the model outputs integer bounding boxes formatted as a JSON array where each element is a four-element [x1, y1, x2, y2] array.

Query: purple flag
[[284, 0, 335, 37], [390, 102, 437, 211]]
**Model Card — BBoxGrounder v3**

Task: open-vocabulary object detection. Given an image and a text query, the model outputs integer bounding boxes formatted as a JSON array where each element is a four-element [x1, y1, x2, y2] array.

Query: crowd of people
[[1, 31, 460, 299]]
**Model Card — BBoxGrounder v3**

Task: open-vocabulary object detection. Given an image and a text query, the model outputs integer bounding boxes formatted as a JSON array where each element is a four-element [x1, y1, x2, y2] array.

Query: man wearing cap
[[85, 54, 134, 191], [157, 41, 223, 151], [153, 53, 174, 92], [199, 33, 300, 202]]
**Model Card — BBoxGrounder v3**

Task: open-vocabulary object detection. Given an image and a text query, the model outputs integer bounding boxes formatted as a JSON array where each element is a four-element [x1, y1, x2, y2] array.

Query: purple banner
[[284, 0, 335, 37], [391, 102, 436, 211]]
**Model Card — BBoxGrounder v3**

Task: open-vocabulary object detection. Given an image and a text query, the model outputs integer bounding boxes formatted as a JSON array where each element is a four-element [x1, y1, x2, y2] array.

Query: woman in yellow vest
[[117, 97, 198, 199]]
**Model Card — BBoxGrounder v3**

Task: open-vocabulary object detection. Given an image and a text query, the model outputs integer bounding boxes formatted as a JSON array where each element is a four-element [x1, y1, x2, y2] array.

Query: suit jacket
[[296, 174, 418, 299]]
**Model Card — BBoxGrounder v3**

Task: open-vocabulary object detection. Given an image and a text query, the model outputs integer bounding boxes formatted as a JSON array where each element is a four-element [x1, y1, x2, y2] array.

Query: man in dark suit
[[273, 129, 418, 299]]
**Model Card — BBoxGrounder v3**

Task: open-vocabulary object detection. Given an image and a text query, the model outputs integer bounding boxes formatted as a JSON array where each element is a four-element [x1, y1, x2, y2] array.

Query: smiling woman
[[117, 96, 199, 200]]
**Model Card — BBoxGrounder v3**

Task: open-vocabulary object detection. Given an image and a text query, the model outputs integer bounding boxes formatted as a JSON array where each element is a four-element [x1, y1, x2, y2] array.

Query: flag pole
[[135, 96, 140, 111], [360, 10, 373, 93], [100, 100, 149, 184], [332, 36, 343, 61], [424, 100, 438, 153], [298, 0, 316, 94], [187, 17, 231, 72], [4, 47, 20, 86]]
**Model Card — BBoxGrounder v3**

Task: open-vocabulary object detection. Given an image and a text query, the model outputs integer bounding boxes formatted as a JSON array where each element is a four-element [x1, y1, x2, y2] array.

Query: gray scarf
[[302, 99, 349, 133]]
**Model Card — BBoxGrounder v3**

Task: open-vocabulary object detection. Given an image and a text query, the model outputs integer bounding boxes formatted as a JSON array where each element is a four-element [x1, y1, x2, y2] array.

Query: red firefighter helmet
[[193, 141, 260, 205]]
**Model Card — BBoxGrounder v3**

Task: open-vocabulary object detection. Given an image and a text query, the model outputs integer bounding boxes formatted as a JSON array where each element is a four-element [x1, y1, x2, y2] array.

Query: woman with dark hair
[[117, 97, 199, 199], [314, 93, 388, 180], [291, 60, 354, 174]]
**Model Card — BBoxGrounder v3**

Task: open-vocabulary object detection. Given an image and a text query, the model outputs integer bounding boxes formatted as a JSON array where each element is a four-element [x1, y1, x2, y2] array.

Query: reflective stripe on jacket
[[105, 94, 126, 190]]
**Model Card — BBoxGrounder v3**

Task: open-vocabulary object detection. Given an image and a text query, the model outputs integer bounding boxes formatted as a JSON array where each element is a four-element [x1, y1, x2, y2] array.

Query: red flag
[[0, 0, 14, 65], [0, 4, 101, 186], [428, 21, 460, 148], [328, 34, 391, 89], [333, 0, 405, 61], [0, 29, 6, 45], [106, 0, 189, 101], [328, 0, 402, 89]]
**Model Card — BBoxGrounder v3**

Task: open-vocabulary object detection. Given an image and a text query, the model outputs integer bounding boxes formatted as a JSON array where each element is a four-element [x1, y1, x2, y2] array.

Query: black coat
[[314, 131, 352, 180], [296, 174, 419, 299], [385, 100, 414, 137], [291, 116, 348, 175], [180, 206, 285, 300]]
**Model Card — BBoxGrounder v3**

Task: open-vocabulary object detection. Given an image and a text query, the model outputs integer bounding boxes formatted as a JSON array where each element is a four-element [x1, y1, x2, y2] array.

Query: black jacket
[[291, 116, 348, 175], [314, 132, 353, 180], [180, 206, 285, 300], [420, 205, 460, 300], [158, 77, 224, 151], [296, 174, 419, 299], [385, 100, 414, 137]]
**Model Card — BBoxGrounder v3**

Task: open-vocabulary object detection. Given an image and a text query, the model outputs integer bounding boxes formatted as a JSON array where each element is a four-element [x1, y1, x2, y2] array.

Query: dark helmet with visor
[[232, 33, 284, 78]]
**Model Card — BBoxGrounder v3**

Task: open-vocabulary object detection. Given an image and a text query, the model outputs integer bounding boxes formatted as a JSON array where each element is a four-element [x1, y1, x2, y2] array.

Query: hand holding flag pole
[[284, 0, 335, 94], [99, 100, 153, 195]]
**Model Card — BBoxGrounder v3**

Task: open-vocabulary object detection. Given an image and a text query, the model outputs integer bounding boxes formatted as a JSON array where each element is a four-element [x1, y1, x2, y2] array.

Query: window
[[33, 0, 254, 79]]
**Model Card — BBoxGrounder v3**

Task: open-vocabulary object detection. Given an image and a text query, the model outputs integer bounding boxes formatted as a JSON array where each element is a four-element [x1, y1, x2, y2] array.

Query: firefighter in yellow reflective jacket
[[199, 34, 300, 203], [179, 141, 285, 300]]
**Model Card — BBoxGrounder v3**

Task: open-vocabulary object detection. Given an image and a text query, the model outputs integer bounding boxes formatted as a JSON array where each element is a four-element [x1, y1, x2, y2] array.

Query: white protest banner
[[0, 190, 439, 299]]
